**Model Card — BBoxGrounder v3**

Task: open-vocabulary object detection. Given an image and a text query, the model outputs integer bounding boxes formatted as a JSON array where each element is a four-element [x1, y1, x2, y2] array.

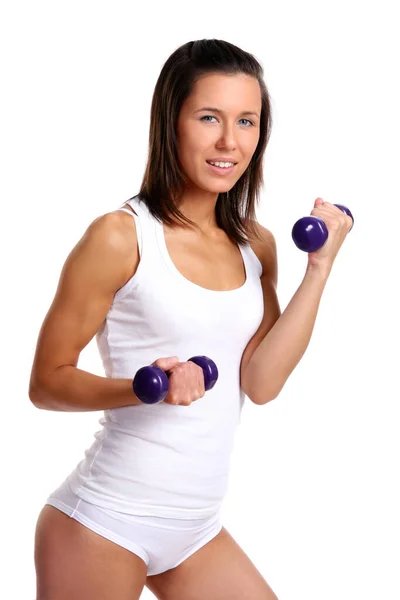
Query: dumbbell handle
[[292, 203, 354, 252], [132, 355, 218, 405]]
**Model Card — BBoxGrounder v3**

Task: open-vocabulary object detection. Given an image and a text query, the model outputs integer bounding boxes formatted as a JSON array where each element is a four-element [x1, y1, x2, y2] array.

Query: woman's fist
[[307, 198, 353, 272], [150, 357, 206, 406]]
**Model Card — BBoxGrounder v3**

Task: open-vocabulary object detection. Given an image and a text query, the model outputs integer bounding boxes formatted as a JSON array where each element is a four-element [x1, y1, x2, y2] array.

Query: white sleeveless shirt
[[66, 195, 264, 519]]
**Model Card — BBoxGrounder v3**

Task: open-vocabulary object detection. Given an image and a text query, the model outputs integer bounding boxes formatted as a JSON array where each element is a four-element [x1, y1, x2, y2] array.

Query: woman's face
[[176, 72, 262, 195]]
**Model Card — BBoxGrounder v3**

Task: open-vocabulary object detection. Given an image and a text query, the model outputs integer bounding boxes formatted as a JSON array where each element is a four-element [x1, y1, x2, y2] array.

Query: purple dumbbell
[[292, 204, 354, 252], [132, 355, 219, 405]]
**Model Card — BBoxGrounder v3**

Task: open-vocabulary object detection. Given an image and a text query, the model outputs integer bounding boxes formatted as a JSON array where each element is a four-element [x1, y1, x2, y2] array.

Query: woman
[[30, 39, 352, 600]]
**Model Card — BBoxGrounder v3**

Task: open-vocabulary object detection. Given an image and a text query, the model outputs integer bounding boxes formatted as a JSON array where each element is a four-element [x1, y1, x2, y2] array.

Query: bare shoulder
[[245, 219, 278, 286], [88, 206, 138, 252], [65, 207, 139, 293]]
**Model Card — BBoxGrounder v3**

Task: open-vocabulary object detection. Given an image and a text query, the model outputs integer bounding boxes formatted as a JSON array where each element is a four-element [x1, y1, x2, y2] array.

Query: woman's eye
[[200, 115, 217, 123], [239, 118, 254, 127]]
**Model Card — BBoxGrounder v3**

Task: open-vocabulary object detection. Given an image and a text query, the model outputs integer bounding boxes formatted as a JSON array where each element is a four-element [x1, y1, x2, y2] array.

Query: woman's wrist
[[306, 261, 332, 282]]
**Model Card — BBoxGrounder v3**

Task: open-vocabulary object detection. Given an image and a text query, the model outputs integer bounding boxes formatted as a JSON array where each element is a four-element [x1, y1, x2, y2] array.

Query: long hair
[[130, 39, 273, 245]]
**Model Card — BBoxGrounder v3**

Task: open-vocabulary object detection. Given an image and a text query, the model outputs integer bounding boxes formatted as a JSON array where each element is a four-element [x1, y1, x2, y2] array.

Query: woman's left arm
[[241, 265, 329, 404], [241, 199, 353, 405]]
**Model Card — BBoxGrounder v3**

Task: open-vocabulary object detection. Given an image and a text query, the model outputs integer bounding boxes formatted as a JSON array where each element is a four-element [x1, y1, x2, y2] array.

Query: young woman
[[30, 39, 352, 600]]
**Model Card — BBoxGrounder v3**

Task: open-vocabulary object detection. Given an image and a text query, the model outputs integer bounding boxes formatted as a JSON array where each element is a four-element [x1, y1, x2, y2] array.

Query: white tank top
[[66, 195, 264, 518]]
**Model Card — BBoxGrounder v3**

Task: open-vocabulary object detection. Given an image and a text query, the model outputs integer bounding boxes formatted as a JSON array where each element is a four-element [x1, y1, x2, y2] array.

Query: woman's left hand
[[307, 198, 353, 273]]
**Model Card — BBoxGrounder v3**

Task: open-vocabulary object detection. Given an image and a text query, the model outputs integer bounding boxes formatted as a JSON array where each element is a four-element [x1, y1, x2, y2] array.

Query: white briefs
[[46, 479, 222, 576]]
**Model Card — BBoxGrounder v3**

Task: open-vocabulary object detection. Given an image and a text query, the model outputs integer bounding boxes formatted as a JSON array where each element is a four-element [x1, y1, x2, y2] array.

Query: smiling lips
[[206, 159, 237, 175], [207, 158, 236, 166]]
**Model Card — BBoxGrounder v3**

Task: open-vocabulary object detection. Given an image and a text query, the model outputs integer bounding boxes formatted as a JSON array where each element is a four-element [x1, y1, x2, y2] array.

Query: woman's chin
[[200, 181, 236, 194], [187, 176, 237, 195]]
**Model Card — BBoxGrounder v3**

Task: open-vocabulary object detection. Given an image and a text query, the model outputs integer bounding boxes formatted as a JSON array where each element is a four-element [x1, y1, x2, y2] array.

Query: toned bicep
[[240, 225, 281, 386], [29, 212, 138, 389]]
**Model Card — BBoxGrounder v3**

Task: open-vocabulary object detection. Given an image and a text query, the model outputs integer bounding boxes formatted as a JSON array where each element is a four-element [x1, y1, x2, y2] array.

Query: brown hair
[[129, 38, 273, 245]]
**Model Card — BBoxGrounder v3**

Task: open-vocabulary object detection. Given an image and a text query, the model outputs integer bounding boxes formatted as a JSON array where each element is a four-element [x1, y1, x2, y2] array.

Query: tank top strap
[[240, 242, 263, 278], [117, 195, 161, 268], [115, 202, 142, 258], [117, 207, 136, 217]]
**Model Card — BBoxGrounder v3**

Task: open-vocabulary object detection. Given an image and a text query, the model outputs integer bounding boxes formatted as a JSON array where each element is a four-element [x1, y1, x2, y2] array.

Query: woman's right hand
[[150, 357, 206, 406]]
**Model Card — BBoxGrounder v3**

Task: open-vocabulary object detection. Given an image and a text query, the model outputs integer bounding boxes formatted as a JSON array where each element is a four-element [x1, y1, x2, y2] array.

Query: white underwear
[[45, 479, 222, 576]]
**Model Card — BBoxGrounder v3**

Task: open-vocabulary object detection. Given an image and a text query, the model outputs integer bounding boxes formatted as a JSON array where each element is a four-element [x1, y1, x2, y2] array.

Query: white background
[[1, 1, 399, 599]]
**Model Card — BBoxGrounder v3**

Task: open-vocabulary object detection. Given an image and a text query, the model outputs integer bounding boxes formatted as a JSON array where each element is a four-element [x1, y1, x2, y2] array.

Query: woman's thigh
[[35, 505, 148, 600], [146, 526, 279, 600]]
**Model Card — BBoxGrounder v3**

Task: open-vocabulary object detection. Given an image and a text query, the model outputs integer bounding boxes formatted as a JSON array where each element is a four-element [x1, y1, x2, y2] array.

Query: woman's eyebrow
[[194, 107, 260, 118]]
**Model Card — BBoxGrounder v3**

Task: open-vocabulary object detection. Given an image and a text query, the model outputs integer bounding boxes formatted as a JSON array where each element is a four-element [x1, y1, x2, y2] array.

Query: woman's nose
[[216, 127, 237, 150]]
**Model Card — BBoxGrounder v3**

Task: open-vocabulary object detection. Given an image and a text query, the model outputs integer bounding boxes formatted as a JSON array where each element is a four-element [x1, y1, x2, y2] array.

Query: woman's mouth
[[206, 160, 236, 175]]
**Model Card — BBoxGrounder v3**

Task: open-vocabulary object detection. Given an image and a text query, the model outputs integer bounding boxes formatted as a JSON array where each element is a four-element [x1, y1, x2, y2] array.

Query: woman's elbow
[[29, 375, 49, 409], [249, 389, 278, 405]]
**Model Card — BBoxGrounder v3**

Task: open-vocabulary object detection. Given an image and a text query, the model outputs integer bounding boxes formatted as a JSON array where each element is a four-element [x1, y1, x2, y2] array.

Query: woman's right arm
[[29, 210, 144, 411]]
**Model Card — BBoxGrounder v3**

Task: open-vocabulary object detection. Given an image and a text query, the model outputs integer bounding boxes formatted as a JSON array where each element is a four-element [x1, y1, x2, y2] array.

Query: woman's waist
[[51, 474, 224, 520]]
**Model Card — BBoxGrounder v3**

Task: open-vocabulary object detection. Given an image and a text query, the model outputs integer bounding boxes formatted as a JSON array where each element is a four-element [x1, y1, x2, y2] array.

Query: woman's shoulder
[[74, 208, 140, 290], [71, 209, 140, 286], [86, 206, 138, 252]]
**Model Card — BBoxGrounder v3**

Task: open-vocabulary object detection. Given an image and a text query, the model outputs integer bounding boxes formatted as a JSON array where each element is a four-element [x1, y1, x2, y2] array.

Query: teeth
[[208, 161, 234, 168]]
